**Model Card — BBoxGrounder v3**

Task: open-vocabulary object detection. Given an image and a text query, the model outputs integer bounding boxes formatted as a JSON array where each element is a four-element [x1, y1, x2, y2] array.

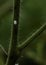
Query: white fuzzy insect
[[14, 20, 17, 25]]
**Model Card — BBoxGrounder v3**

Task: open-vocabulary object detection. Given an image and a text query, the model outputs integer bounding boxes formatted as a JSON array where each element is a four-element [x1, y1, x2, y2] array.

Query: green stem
[[17, 23, 46, 50], [5, 0, 20, 65], [0, 44, 7, 56]]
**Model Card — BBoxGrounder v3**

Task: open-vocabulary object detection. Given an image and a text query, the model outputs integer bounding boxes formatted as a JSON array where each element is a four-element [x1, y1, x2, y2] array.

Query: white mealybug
[[14, 20, 17, 25], [15, 64, 19, 65]]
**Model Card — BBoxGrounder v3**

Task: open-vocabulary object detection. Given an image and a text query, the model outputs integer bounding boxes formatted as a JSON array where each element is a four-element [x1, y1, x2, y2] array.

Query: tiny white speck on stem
[[15, 64, 19, 65], [14, 20, 17, 25]]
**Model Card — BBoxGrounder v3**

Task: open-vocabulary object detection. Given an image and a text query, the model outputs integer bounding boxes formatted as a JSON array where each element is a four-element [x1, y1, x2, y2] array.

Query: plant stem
[[17, 23, 46, 51], [5, 0, 20, 65], [0, 44, 7, 55]]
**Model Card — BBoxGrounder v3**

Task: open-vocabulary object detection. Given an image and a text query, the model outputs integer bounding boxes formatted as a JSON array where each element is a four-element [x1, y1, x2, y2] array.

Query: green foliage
[[0, 0, 46, 65], [18, 0, 46, 43], [0, 0, 13, 65], [17, 0, 46, 65]]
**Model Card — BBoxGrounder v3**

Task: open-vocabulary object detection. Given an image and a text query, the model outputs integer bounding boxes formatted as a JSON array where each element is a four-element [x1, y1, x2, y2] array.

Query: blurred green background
[[0, 0, 13, 65], [17, 0, 46, 65], [0, 0, 46, 65]]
